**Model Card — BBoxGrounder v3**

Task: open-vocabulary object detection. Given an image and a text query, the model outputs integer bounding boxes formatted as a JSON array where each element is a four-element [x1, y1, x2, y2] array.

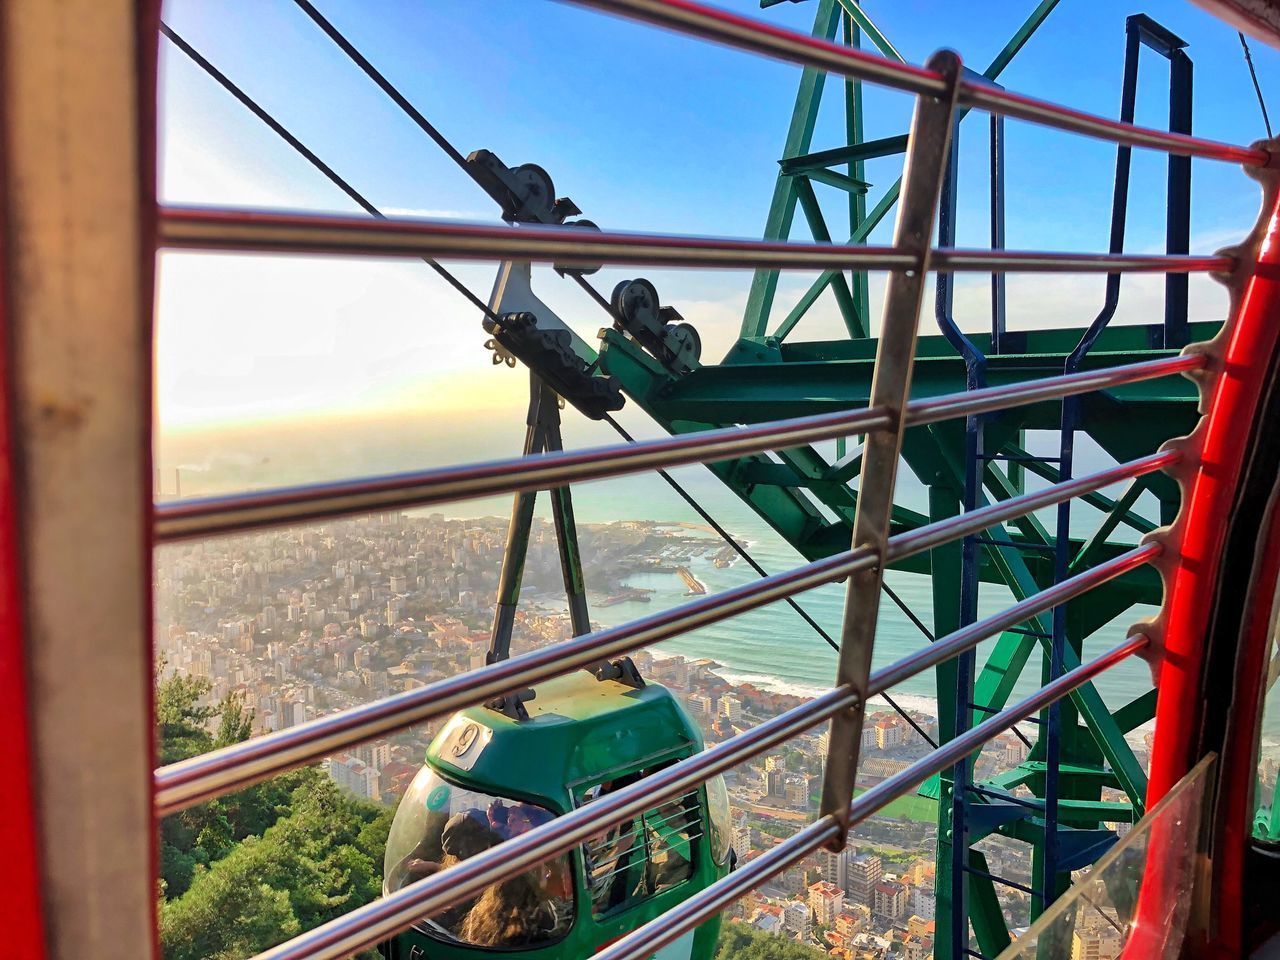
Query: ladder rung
[[975, 536, 1056, 552], [1004, 625, 1053, 638], [968, 702, 1042, 724], [961, 863, 1047, 900], [975, 453, 1063, 463], [969, 785, 1044, 810]]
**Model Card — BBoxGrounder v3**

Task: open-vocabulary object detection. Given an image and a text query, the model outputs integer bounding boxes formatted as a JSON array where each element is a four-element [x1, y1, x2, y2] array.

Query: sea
[[157, 419, 1171, 737]]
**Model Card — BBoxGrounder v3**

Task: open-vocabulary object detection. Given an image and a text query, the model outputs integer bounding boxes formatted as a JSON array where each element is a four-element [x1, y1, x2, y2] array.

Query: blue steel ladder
[[936, 17, 1194, 957]]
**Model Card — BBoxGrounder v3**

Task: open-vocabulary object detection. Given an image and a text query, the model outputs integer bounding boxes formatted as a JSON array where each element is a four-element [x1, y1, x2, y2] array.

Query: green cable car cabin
[[381, 670, 734, 959]]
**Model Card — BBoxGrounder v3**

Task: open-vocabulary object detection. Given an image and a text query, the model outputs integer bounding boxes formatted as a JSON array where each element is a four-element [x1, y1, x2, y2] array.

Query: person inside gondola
[[458, 803, 570, 947]]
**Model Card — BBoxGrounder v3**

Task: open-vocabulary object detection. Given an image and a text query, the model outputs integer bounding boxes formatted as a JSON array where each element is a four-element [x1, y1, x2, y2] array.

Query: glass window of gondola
[[578, 770, 702, 916], [384, 764, 574, 949]]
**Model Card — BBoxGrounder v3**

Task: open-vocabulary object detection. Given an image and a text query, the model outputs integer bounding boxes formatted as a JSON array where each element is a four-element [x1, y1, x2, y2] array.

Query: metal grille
[[142, 2, 1273, 958]]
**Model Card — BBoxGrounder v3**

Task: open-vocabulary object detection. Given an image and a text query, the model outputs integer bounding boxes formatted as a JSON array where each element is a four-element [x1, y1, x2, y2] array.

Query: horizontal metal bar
[[886, 454, 1176, 560], [159, 207, 1238, 274], [154, 548, 872, 814], [558, 0, 1268, 166], [154, 404, 894, 541], [976, 536, 1056, 552], [867, 543, 1159, 696], [935, 250, 1232, 273], [245, 687, 855, 960], [594, 634, 1149, 960], [213, 552, 1154, 958], [961, 863, 1046, 899], [959, 81, 1265, 164], [155, 461, 1168, 813], [155, 354, 1200, 542], [969, 785, 1045, 810], [593, 817, 842, 960], [231, 548, 1155, 957], [159, 207, 916, 270], [905, 352, 1204, 427]]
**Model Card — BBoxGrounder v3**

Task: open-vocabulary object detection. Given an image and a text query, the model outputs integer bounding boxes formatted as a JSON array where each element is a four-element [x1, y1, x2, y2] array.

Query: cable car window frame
[[384, 763, 578, 952], [574, 760, 705, 920], [1252, 591, 1280, 847]]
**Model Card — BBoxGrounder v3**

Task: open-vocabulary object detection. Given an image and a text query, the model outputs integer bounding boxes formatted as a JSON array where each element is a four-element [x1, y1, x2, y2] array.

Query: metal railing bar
[[155, 354, 1200, 542], [557, 0, 1268, 166], [867, 541, 1158, 696], [245, 687, 856, 960], [154, 403, 894, 541], [212, 556, 1154, 958], [594, 818, 843, 960], [159, 207, 914, 269], [905, 352, 1203, 426], [158, 206, 1241, 274], [960, 863, 1046, 899], [886, 450, 1177, 560], [153, 551, 871, 814], [592, 633, 1148, 960], [155, 452, 1174, 812], [935, 249, 1231, 273], [820, 45, 962, 840], [959, 80, 1264, 163]]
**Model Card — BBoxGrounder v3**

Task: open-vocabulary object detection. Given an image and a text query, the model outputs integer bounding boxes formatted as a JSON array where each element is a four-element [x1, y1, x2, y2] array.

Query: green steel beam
[[968, 850, 1013, 958], [800, 166, 872, 194], [739, 0, 842, 341], [770, 183, 901, 341], [792, 176, 866, 336], [834, 0, 904, 62], [842, 10, 870, 333], [1070, 480, 1150, 574], [1111, 689, 1159, 734], [755, 0, 1063, 345], [985, 0, 1063, 79], [780, 134, 910, 174]]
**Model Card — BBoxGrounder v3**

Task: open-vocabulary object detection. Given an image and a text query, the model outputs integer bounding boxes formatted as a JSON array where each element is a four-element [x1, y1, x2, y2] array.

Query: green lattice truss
[[574, 1, 1206, 955]]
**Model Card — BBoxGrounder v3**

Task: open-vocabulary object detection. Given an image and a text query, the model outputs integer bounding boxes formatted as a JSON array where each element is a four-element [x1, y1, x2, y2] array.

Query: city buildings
[[808, 880, 845, 926], [1071, 925, 1122, 960], [152, 509, 1141, 960], [328, 754, 379, 800], [782, 900, 812, 940], [849, 852, 884, 906], [819, 847, 849, 890]]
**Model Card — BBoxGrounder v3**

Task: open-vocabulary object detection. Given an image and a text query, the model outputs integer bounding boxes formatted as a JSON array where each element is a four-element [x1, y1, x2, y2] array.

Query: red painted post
[[0, 74, 49, 960]]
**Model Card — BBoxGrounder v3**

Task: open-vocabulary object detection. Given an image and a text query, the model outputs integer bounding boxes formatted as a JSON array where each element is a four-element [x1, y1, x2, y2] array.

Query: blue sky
[[154, 0, 1279, 487]]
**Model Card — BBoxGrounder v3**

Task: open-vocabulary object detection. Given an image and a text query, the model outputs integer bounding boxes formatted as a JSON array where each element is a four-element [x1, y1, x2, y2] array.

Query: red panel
[[1132, 186, 1280, 956], [0, 39, 49, 957], [1147, 190, 1280, 801]]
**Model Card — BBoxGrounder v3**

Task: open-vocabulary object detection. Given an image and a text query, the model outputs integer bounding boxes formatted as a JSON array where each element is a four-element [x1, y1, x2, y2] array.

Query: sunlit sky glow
[[156, 0, 1278, 477]]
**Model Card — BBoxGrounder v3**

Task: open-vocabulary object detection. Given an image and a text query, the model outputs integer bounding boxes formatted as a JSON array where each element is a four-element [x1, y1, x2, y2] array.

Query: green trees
[[714, 922, 828, 960], [156, 669, 392, 959]]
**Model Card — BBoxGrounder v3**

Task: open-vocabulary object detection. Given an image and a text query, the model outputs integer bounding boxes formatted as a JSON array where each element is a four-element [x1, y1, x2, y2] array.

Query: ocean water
[[152, 426, 1203, 738], [567, 476, 1159, 720]]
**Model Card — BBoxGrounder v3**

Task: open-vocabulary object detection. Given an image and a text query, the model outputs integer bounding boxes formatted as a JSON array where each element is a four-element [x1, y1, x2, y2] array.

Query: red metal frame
[[1134, 181, 1280, 956], [0, 36, 49, 956], [1147, 192, 1280, 799]]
